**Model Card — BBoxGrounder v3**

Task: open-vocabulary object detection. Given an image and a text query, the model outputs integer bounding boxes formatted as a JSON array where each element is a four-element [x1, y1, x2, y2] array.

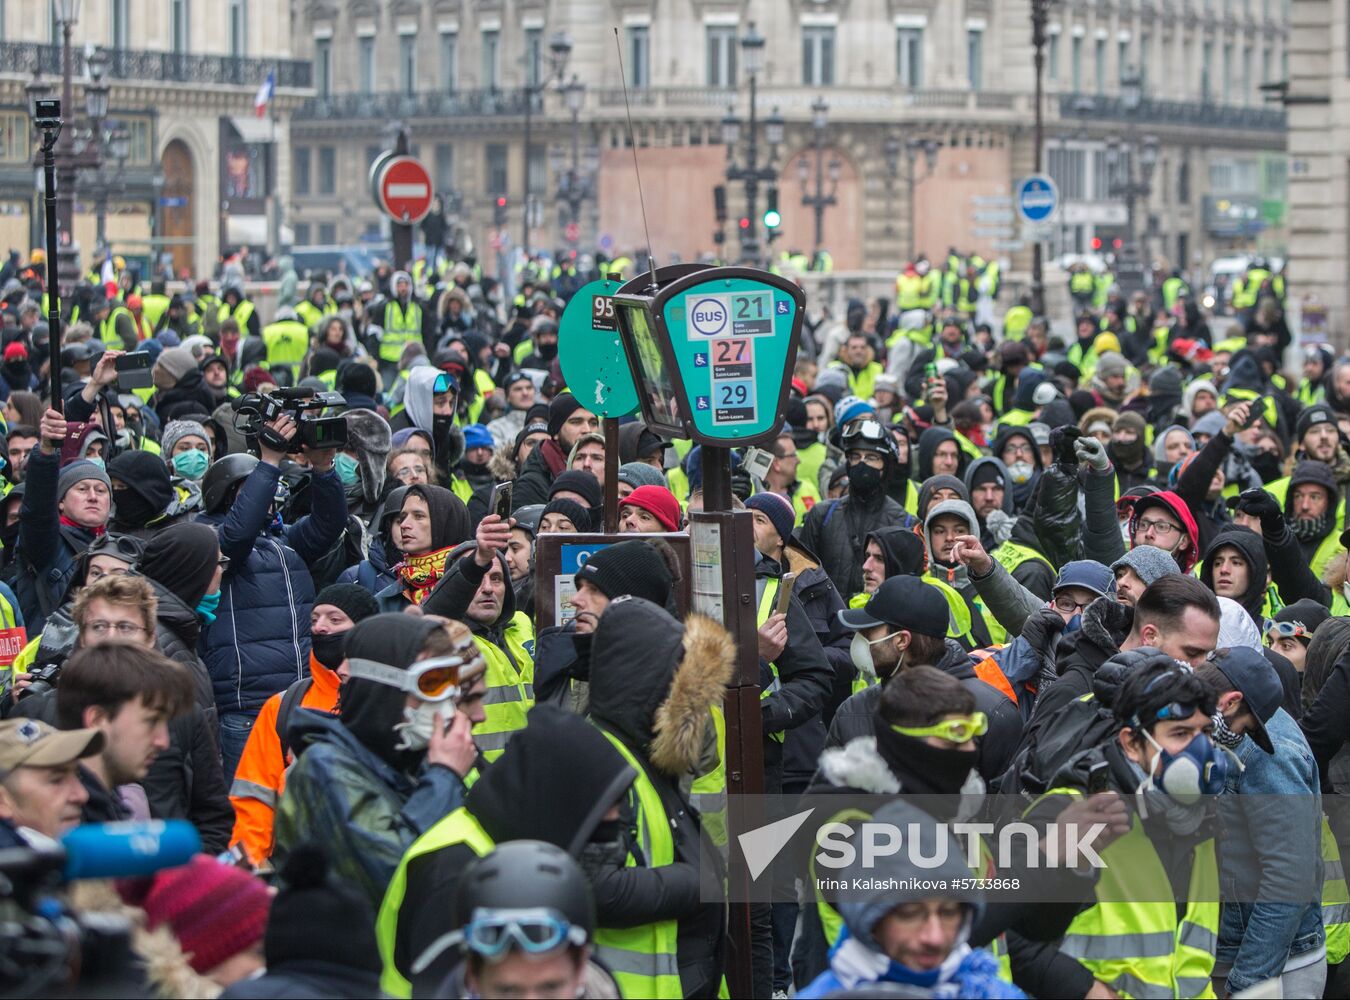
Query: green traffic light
[[763, 209, 782, 229]]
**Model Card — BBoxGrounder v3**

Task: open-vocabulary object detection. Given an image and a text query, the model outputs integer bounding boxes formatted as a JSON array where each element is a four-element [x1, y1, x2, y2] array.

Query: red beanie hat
[[619, 484, 681, 532], [127, 855, 271, 974], [241, 366, 274, 394]]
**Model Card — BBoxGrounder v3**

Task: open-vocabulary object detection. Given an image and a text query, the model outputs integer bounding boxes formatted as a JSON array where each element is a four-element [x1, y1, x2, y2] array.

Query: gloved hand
[[1237, 487, 1284, 536], [1020, 606, 1068, 657], [1074, 436, 1111, 472], [1050, 426, 1082, 468]]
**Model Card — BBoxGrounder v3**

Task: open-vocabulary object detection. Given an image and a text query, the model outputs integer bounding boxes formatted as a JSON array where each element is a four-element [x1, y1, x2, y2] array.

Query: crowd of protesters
[[0, 240, 1348, 1000]]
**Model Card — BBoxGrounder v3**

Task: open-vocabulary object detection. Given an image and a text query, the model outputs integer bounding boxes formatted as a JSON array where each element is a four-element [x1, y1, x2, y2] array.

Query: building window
[[318, 222, 337, 245], [359, 35, 376, 94], [967, 28, 983, 91], [627, 26, 650, 88], [317, 146, 336, 194], [1178, 159, 1190, 203], [1071, 35, 1083, 92], [1139, 33, 1150, 90], [527, 144, 546, 195], [482, 29, 500, 90], [0, 112, 28, 163], [293, 222, 311, 246], [315, 37, 331, 97], [706, 26, 737, 87], [1261, 45, 1271, 83], [1047, 145, 1086, 200], [1048, 32, 1059, 82], [440, 32, 457, 93], [110, 0, 128, 48], [227, 0, 245, 56], [294, 147, 310, 196], [1223, 42, 1232, 103], [486, 143, 508, 194], [170, 0, 188, 53], [1094, 38, 1105, 94], [1202, 40, 1213, 101], [802, 26, 835, 86], [435, 143, 454, 191], [897, 27, 923, 88], [1242, 46, 1252, 104], [1117, 40, 1128, 85], [525, 27, 542, 88], [400, 34, 416, 96]]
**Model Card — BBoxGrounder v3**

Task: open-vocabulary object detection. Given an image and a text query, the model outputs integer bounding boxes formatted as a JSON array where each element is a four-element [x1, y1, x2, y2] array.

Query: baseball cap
[[1210, 646, 1282, 754], [1054, 560, 1115, 598], [0, 718, 104, 776], [837, 576, 948, 639]]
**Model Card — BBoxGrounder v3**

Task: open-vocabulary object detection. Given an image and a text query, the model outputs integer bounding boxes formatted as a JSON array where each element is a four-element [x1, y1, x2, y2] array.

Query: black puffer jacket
[[799, 491, 910, 598], [1035, 596, 1133, 723], [824, 639, 1023, 782]]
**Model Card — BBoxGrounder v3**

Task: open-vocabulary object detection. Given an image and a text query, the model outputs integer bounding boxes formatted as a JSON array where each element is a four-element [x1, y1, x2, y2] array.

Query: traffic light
[[763, 187, 781, 230], [713, 185, 727, 224], [494, 196, 508, 226], [1090, 237, 1102, 250], [738, 216, 751, 230]]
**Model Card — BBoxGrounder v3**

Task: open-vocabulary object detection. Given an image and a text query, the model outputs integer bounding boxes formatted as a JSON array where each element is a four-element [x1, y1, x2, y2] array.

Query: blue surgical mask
[[171, 449, 209, 481], [195, 590, 221, 624], [335, 452, 360, 488], [86, 456, 105, 469]]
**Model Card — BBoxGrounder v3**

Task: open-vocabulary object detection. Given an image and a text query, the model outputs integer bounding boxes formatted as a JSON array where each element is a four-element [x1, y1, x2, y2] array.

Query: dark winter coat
[[1198, 528, 1269, 625], [798, 492, 909, 599], [510, 437, 568, 510], [196, 461, 347, 714], [13, 447, 93, 633], [1036, 596, 1133, 723], [219, 963, 382, 999]]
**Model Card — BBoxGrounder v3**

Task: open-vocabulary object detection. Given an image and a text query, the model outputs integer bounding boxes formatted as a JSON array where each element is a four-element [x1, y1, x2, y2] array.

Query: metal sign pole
[[603, 417, 620, 533], [391, 128, 413, 271]]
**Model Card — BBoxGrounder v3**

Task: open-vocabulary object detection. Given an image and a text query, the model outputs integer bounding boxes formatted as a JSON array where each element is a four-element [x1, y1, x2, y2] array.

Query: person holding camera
[[197, 410, 347, 783]]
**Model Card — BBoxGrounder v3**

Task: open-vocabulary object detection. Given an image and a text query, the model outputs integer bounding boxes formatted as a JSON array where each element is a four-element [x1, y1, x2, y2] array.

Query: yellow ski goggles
[[891, 712, 988, 744]]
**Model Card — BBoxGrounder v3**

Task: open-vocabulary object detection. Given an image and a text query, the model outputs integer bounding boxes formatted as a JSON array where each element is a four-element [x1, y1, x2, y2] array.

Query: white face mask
[[1007, 461, 1035, 484], [393, 701, 444, 752], [850, 630, 902, 682]]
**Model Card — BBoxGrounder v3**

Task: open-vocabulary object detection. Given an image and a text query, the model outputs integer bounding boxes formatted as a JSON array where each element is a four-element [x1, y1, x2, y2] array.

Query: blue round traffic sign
[[1016, 174, 1059, 224]]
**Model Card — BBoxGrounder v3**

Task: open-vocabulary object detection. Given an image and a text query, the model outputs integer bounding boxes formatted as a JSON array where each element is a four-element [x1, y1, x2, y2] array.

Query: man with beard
[[965, 456, 1015, 551], [511, 392, 601, 510], [827, 331, 884, 400], [1109, 411, 1153, 491], [799, 420, 908, 597]]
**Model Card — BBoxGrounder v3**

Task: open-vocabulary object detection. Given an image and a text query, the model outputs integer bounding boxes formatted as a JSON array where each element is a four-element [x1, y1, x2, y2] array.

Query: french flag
[[254, 69, 275, 118]]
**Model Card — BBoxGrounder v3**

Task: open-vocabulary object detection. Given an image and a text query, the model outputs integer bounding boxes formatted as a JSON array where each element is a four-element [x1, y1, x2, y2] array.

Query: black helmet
[[839, 418, 897, 462], [511, 504, 545, 537], [202, 452, 259, 513], [449, 841, 595, 952]]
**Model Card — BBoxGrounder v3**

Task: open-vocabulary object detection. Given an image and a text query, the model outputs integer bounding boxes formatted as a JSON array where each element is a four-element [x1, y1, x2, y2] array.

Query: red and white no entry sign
[[375, 155, 433, 224]]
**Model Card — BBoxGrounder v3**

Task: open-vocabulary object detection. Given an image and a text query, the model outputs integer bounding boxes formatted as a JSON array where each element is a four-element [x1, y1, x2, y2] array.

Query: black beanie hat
[[106, 450, 173, 515], [575, 539, 673, 605], [313, 583, 380, 624], [969, 461, 1004, 489], [549, 469, 603, 509], [547, 392, 583, 438], [338, 360, 378, 397], [542, 497, 592, 532], [263, 844, 380, 974]]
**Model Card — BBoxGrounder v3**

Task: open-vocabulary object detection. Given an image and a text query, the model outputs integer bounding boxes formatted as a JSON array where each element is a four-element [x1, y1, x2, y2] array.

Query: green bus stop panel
[[557, 277, 639, 419], [663, 276, 799, 441]]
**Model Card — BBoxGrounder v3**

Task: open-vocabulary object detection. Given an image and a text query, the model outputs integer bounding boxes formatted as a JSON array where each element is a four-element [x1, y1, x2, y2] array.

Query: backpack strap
[[275, 676, 314, 766]]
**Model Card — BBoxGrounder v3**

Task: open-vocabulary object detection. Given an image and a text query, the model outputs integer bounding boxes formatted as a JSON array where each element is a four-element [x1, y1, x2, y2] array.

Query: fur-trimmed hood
[[588, 597, 733, 776], [69, 880, 223, 999], [488, 442, 519, 483]]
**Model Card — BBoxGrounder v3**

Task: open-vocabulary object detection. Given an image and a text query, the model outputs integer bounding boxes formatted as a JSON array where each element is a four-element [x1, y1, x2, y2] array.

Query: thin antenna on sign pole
[[614, 28, 657, 293]]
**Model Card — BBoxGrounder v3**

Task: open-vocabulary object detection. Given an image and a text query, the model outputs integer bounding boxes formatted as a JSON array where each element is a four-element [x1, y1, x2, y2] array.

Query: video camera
[[231, 385, 349, 454]]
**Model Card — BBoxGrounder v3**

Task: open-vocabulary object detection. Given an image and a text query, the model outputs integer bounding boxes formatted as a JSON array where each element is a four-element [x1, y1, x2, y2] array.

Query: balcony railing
[[294, 89, 542, 121], [0, 41, 311, 88], [592, 86, 1026, 114], [1059, 92, 1285, 131]]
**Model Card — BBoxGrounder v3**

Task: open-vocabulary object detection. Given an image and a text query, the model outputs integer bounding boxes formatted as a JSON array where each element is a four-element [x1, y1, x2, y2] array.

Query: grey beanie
[[1111, 545, 1181, 587], [617, 462, 667, 490], [153, 346, 197, 384], [1190, 410, 1227, 439], [161, 419, 210, 457], [1095, 351, 1128, 379], [57, 459, 112, 499]]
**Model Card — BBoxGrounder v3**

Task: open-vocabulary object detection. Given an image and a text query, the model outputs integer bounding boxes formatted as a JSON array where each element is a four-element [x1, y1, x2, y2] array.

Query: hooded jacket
[[799, 479, 909, 599], [864, 526, 927, 580], [273, 614, 465, 907], [587, 598, 732, 1000], [989, 426, 1044, 510], [923, 498, 995, 648], [1199, 528, 1269, 625], [1129, 491, 1202, 574], [1152, 424, 1196, 482], [391, 706, 637, 993], [916, 426, 968, 482], [964, 456, 1016, 549], [916, 474, 971, 521], [375, 484, 472, 612], [343, 408, 391, 511]]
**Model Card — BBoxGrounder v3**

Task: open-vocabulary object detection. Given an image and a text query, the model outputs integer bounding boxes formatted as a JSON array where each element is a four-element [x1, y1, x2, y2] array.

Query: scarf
[[395, 546, 453, 605], [59, 515, 105, 538]]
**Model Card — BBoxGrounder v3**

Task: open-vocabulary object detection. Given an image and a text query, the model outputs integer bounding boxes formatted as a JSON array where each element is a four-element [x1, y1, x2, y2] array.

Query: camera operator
[[0, 718, 103, 845], [197, 411, 347, 783]]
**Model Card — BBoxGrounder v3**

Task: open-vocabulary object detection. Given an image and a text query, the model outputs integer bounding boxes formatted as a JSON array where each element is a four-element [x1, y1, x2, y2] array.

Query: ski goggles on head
[[1264, 619, 1308, 641], [344, 655, 468, 703], [892, 711, 988, 745], [462, 907, 588, 960], [841, 419, 888, 447]]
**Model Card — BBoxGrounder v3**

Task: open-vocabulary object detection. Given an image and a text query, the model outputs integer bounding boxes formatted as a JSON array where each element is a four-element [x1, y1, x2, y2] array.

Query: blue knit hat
[[745, 491, 797, 546], [462, 423, 494, 451]]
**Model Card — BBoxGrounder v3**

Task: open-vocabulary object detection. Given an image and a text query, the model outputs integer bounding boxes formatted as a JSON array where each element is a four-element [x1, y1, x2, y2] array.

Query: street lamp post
[[552, 75, 596, 247], [798, 96, 840, 263], [1107, 67, 1155, 293], [53, 0, 83, 295], [1030, 0, 1054, 316], [885, 137, 940, 260], [521, 32, 572, 258], [722, 22, 781, 266], [93, 124, 128, 252]]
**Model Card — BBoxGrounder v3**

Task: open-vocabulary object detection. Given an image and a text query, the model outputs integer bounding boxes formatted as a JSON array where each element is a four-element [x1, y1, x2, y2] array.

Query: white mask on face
[[850, 630, 902, 682], [393, 701, 443, 752], [1007, 461, 1035, 484]]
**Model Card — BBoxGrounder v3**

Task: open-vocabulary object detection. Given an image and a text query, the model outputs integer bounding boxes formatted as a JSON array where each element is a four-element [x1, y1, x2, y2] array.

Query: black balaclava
[[873, 711, 977, 811], [338, 614, 442, 772], [138, 522, 220, 611]]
